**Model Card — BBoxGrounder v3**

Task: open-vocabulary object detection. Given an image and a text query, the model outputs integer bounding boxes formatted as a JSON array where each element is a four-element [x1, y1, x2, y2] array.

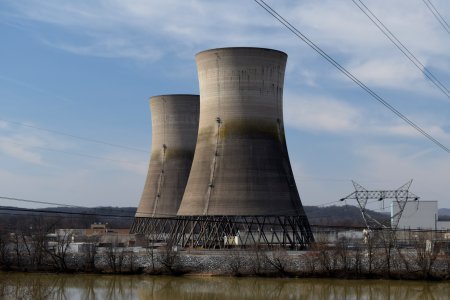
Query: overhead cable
[[352, 0, 450, 99], [253, 0, 450, 154], [5, 139, 144, 166], [0, 118, 148, 153], [422, 0, 450, 35]]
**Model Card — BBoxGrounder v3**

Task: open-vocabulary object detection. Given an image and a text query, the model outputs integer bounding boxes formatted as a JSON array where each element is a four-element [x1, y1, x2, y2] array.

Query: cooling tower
[[131, 94, 199, 234], [174, 47, 313, 249], [177, 47, 306, 216]]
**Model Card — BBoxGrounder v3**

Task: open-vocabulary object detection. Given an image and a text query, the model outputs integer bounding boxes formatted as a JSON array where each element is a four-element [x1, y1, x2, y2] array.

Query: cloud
[[283, 92, 450, 142], [354, 143, 450, 207], [43, 38, 163, 62], [348, 58, 423, 90], [0, 167, 143, 208], [0, 138, 43, 165], [0, 123, 51, 165], [101, 150, 148, 176], [4, 0, 450, 91], [0, 120, 9, 129], [284, 94, 361, 133], [371, 122, 450, 141]]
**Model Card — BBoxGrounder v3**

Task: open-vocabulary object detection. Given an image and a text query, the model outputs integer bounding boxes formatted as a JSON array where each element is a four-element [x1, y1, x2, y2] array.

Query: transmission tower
[[340, 180, 419, 230]]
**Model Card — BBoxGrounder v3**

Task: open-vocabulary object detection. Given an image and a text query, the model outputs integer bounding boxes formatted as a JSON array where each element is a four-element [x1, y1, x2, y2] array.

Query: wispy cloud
[[42, 38, 163, 62], [102, 150, 148, 176], [0, 120, 9, 129], [354, 143, 450, 201], [284, 93, 450, 140], [348, 58, 424, 90], [0, 119, 150, 173], [0, 137, 43, 165], [3, 0, 449, 92], [284, 94, 361, 133]]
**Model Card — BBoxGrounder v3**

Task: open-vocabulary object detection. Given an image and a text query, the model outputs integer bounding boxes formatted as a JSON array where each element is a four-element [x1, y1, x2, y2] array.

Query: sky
[[0, 0, 449, 213]]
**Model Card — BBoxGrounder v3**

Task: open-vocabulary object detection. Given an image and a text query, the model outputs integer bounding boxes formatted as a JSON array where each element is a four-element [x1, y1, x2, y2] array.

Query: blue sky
[[0, 0, 449, 212]]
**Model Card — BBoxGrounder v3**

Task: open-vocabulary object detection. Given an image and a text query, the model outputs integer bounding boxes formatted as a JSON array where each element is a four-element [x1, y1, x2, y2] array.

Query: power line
[[253, 0, 450, 154], [0, 118, 149, 153], [0, 206, 135, 219], [0, 195, 339, 224], [422, 0, 450, 35], [0, 194, 391, 229], [4, 139, 144, 166], [0, 205, 372, 229], [0, 196, 81, 208], [352, 0, 450, 99]]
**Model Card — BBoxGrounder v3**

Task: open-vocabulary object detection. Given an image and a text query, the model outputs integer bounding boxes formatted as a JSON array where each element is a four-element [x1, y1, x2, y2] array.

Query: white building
[[392, 200, 450, 230]]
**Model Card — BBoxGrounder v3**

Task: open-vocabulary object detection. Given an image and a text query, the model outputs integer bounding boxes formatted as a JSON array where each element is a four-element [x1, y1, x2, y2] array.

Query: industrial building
[[392, 200, 450, 230]]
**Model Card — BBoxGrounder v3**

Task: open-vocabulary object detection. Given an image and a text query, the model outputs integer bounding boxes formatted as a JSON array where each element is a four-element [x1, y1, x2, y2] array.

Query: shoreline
[[1, 248, 450, 281]]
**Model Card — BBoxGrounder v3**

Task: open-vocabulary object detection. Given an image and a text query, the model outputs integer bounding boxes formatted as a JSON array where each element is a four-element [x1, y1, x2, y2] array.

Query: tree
[[411, 231, 440, 279], [45, 230, 73, 271], [105, 236, 125, 273], [0, 233, 11, 270]]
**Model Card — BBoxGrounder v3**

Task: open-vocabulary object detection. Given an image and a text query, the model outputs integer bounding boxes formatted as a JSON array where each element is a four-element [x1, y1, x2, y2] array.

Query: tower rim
[[195, 47, 287, 58], [149, 94, 199, 101]]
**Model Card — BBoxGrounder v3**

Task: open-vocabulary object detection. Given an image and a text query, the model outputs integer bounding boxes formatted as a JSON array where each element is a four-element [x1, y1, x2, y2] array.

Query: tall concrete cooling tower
[[130, 94, 199, 235], [174, 47, 313, 249]]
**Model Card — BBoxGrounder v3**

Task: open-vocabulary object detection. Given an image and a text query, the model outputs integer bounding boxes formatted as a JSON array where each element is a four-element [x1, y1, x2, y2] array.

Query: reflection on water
[[0, 272, 449, 300]]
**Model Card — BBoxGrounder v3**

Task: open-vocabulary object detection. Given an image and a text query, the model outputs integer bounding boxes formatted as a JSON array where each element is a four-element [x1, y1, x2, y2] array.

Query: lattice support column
[[172, 215, 314, 250]]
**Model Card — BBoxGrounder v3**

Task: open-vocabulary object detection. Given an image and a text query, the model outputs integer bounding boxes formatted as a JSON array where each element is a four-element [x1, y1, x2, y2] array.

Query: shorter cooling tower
[[130, 94, 199, 235], [174, 47, 313, 249]]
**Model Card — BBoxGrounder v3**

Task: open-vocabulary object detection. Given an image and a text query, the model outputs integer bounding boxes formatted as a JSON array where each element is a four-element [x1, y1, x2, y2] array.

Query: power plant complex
[[131, 47, 314, 249]]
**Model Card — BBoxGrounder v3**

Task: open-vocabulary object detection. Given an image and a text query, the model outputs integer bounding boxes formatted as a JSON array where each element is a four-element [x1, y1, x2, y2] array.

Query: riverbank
[[1, 247, 450, 280]]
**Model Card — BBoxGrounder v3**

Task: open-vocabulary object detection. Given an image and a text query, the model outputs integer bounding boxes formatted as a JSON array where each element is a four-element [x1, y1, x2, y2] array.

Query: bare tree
[[310, 239, 336, 275], [82, 236, 99, 272], [302, 250, 318, 275], [335, 237, 351, 274], [10, 232, 22, 269], [362, 229, 378, 275], [412, 232, 440, 279], [145, 234, 158, 274], [227, 249, 243, 276], [45, 230, 73, 271], [248, 243, 265, 275], [378, 229, 398, 276], [264, 248, 290, 275], [158, 242, 181, 274], [0, 233, 12, 270], [20, 218, 58, 270], [105, 236, 125, 273]]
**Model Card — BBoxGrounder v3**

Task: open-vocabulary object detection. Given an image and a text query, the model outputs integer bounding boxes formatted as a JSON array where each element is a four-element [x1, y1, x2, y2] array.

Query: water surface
[[0, 272, 449, 299]]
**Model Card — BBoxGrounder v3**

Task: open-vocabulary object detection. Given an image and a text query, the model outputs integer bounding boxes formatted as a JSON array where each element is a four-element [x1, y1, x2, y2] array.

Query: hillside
[[0, 205, 390, 230], [304, 205, 389, 227]]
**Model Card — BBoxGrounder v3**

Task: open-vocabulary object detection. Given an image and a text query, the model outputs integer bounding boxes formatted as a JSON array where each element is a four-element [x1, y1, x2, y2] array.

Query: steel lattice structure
[[130, 217, 176, 241], [171, 215, 314, 249], [130, 215, 314, 249], [340, 180, 419, 230]]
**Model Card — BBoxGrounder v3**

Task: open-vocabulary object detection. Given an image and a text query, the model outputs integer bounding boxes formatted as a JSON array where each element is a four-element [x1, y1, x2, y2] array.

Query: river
[[0, 272, 449, 299]]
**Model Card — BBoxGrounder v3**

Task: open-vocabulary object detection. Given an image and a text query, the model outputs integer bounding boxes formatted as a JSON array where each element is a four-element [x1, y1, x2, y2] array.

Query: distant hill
[[0, 205, 389, 230], [439, 208, 450, 217], [0, 206, 136, 230], [304, 205, 389, 227]]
